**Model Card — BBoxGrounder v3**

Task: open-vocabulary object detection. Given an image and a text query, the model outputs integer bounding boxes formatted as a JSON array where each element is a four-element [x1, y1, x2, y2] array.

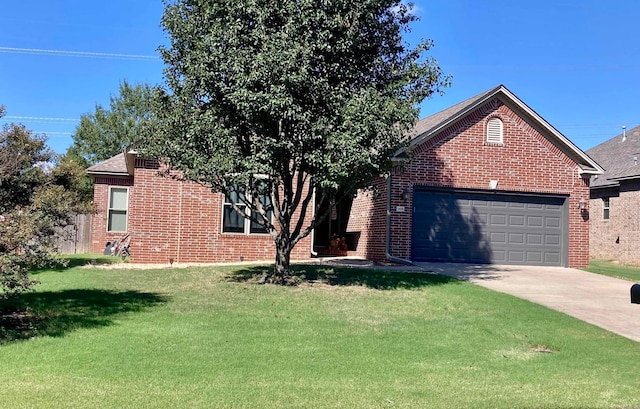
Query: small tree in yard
[[146, 0, 450, 283], [71, 80, 154, 165], [0, 107, 90, 298]]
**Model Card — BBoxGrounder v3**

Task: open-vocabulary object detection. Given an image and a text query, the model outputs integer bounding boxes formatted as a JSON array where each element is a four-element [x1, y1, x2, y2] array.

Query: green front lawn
[[0, 255, 638, 408], [585, 259, 640, 282]]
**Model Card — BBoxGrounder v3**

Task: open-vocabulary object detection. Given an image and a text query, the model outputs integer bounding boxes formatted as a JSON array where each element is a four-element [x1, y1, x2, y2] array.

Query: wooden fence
[[56, 213, 92, 254]]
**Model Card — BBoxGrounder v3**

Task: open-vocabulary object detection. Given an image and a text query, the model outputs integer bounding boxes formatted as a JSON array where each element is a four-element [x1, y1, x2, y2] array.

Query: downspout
[[386, 175, 413, 265], [310, 187, 318, 257]]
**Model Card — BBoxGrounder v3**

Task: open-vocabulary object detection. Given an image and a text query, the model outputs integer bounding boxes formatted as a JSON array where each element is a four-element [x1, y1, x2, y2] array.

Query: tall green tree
[[147, 0, 450, 283], [71, 80, 154, 164], [0, 107, 90, 298]]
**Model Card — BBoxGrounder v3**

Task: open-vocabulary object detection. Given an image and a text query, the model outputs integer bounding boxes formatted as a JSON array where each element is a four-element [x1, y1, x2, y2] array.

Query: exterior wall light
[[401, 188, 411, 201], [578, 199, 587, 210]]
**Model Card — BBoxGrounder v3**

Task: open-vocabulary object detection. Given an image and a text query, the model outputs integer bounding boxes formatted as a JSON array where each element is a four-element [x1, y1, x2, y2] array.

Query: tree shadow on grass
[[0, 289, 168, 345], [229, 264, 460, 290]]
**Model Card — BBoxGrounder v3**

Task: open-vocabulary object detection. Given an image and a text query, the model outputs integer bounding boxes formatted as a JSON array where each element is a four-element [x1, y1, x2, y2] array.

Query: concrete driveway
[[413, 262, 640, 342]]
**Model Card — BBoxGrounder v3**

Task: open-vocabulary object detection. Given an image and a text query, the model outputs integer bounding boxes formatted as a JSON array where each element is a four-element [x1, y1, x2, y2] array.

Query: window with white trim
[[107, 187, 129, 232], [603, 197, 610, 220], [222, 186, 272, 234], [486, 117, 504, 143]]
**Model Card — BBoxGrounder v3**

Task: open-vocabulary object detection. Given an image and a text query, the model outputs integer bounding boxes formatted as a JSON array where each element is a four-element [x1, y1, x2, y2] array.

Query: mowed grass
[[0, 255, 639, 409], [584, 259, 640, 282]]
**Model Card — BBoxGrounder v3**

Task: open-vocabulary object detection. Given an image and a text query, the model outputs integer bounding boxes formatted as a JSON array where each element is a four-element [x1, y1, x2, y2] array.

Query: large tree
[[1, 107, 90, 298], [147, 0, 450, 283], [71, 80, 154, 164]]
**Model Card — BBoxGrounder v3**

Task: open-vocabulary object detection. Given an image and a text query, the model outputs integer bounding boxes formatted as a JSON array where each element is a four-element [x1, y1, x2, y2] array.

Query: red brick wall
[[590, 181, 640, 265], [91, 158, 313, 264], [345, 178, 388, 261], [91, 176, 134, 254], [348, 97, 591, 267]]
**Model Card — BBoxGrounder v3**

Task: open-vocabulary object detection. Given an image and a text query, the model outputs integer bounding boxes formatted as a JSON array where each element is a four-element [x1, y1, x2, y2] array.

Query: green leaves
[[0, 109, 89, 299], [147, 0, 450, 278], [71, 81, 154, 164]]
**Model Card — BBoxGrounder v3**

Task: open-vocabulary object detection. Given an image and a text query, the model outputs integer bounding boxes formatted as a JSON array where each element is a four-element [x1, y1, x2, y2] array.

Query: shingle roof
[[86, 152, 132, 176], [402, 85, 604, 175], [586, 125, 640, 188], [408, 86, 501, 141]]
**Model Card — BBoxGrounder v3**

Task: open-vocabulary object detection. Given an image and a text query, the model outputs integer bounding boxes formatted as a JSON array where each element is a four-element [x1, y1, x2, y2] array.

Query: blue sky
[[2, 1, 638, 155]]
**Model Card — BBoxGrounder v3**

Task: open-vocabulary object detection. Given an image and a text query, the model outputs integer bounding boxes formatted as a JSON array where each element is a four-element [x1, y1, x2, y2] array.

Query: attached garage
[[411, 189, 568, 266], [346, 85, 603, 268]]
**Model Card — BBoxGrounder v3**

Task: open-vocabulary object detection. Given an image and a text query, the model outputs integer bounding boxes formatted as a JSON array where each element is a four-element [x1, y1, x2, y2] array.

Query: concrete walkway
[[413, 262, 640, 342]]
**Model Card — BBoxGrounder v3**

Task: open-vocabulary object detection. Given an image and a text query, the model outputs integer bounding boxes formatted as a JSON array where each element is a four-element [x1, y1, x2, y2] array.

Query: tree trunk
[[272, 235, 293, 285]]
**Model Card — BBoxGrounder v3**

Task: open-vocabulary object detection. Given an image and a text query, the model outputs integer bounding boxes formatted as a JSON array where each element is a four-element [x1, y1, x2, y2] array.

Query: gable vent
[[487, 117, 503, 143]]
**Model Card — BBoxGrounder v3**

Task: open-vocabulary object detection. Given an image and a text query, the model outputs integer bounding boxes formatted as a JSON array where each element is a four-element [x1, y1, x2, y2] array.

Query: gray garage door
[[411, 190, 567, 266]]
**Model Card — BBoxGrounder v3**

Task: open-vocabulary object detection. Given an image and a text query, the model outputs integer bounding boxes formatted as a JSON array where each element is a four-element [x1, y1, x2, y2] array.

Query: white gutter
[[385, 176, 413, 266], [310, 187, 318, 257]]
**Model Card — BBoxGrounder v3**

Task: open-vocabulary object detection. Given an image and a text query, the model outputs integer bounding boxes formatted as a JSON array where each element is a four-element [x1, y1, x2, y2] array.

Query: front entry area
[[411, 189, 568, 266]]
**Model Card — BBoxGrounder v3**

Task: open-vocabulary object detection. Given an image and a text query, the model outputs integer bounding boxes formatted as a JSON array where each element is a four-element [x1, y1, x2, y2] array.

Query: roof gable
[[403, 85, 604, 176]]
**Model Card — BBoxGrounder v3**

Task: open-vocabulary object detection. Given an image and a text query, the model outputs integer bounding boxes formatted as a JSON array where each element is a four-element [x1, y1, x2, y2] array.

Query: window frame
[[222, 190, 247, 234], [603, 197, 610, 220], [107, 186, 129, 233], [222, 186, 272, 235], [486, 117, 504, 144]]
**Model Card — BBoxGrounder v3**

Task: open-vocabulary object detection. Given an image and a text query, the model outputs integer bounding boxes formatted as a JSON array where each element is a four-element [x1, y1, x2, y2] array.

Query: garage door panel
[[508, 251, 525, 262], [526, 252, 543, 263], [545, 253, 561, 263], [527, 234, 543, 245], [490, 215, 507, 226], [509, 215, 525, 226], [412, 191, 566, 266], [546, 217, 561, 228], [492, 250, 507, 263], [543, 203, 562, 211], [545, 235, 561, 245], [490, 232, 507, 244], [527, 216, 544, 227]]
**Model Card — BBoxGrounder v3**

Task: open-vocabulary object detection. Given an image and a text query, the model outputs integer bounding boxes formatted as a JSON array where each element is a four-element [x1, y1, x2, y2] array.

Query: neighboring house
[[586, 126, 640, 264], [88, 85, 602, 267]]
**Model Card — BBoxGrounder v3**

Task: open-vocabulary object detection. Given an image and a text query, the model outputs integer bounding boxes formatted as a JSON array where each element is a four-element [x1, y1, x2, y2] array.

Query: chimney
[[622, 126, 627, 142]]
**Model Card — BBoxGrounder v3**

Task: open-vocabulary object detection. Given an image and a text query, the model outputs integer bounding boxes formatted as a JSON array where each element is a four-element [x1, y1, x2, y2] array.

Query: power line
[[0, 46, 159, 61], [5, 116, 79, 122], [33, 132, 74, 137]]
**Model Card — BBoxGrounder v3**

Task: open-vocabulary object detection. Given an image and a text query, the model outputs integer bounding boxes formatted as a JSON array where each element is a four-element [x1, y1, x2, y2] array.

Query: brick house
[[345, 85, 602, 268], [587, 125, 640, 264], [88, 85, 602, 267], [87, 154, 313, 264]]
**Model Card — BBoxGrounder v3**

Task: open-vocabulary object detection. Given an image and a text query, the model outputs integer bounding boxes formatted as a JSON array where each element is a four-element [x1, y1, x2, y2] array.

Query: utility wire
[[33, 132, 74, 136], [0, 46, 158, 60], [5, 116, 79, 122]]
